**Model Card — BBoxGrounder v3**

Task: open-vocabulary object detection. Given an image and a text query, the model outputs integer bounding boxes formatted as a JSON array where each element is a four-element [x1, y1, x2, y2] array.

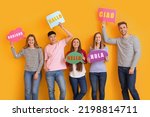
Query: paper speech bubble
[[98, 8, 116, 22], [46, 11, 65, 29], [88, 50, 108, 63], [7, 28, 25, 42], [66, 52, 84, 64]]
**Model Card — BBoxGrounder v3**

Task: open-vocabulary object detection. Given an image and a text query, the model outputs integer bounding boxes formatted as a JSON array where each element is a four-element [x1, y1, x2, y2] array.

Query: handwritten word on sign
[[98, 8, 116, 22], [88, 50, 108, 63], [7, 28, 25, 42], [46, 11, 65, 29], [66, 52, 84, 64]]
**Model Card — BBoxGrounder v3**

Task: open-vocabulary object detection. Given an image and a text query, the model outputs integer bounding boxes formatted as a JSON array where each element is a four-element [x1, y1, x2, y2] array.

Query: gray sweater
[[11, 47, 43, 73], [102, 26, 141, 68]]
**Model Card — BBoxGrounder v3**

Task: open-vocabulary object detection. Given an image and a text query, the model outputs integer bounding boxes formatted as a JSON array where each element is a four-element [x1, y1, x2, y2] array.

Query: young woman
[[10, 34, 43, 100], [88, 32, 108, 100], [67, 38, 87, 100]]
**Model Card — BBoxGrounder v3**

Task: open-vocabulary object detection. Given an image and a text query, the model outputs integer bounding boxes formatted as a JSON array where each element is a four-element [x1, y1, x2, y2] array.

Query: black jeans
[[118, 66, 140, 100]]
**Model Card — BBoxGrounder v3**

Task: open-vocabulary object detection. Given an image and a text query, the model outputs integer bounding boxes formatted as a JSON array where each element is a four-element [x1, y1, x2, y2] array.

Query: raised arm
[[59, 23, 73, 44], [102, 23, 117, 44], [10, 42, 24, 58]]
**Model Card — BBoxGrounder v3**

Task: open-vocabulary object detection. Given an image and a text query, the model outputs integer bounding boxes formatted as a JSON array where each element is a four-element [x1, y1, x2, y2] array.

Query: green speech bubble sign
[[66, 52, 84, 64]]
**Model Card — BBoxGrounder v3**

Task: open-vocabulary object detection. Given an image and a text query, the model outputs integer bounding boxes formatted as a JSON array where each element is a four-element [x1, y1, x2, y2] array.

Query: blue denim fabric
[[69, 76, 87, 100], [24, 71, 41, 100], [118, 66, 140, 100], [46, 70, 66, 100], [89, 72, 107, 100]]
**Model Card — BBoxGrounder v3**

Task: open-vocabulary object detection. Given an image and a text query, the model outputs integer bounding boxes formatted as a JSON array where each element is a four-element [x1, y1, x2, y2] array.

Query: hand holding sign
[[46, 11, 65, 29], [66, 52, 84, 64], [88, 50, 108, 63], [7, 28, 25, 42], [102, 22, 106, 28], [58, 22, 64, 28], [10, 41, 14, 48]]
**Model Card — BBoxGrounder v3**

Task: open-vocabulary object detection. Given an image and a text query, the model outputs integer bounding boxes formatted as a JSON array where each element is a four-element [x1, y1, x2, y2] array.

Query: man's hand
[[102, 22, 106, 28], [129, 67, 135, 74], [44, 66, 49, 72], [58, 23, 64, 29]]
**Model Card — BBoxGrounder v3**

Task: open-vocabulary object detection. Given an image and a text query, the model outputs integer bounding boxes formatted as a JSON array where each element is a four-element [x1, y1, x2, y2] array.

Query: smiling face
[[73, 39, 80, 49], [118, 24, 128, 36], [93, 32, 105, 49], [95, 33, 102, 44], [24, 34, 39, 49], [48, 34, 57, 44], [70, 38, 81, 52], [28, 36, 35, 47]]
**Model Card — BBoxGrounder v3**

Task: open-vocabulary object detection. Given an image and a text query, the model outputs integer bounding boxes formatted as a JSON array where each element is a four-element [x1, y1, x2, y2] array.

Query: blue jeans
[[46, 70, 66, 100], [69, 76, 87, 100], [89, 72, 107, 100], [24, 71, 41, 100], [118, 66, 140, 100]]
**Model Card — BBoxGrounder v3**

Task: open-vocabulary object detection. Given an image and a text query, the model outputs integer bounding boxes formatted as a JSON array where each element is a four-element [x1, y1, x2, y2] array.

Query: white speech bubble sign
[[46, 11, 65, 29]]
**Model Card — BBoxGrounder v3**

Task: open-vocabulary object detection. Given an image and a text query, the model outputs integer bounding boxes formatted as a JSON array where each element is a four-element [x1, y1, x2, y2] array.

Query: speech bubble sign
[[7, 28, 25, 42], [46, 11, 65, 29], [88, 50, 108, 63], [98, 8, 116, 22], [66, 52, 84, 64]]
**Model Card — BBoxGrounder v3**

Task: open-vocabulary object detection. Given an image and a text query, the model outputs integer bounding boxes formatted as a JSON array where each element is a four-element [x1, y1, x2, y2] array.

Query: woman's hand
[[34, 72, 39, 80], [87, 58, 90, 63], [10, 42, 14, 48], [105, 56, 109, 62], [82, 54, 85, 61]]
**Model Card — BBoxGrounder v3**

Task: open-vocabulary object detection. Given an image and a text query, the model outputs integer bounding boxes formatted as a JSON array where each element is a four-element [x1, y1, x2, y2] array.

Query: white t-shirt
[[69, 64, 86, 78]]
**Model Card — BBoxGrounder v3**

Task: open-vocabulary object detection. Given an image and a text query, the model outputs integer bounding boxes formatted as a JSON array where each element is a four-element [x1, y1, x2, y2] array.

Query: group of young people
[[10, 22, 141, 100]]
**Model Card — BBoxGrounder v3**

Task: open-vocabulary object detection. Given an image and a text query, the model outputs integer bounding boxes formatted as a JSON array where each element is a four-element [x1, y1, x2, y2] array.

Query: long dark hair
[[23, 34, 40, 49], [70, 38, 83, 72], [92, 32, 105, 49]]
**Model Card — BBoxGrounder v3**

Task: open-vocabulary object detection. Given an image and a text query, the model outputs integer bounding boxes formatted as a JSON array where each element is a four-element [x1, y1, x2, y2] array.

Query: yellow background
[[0, 0, 149, 100]]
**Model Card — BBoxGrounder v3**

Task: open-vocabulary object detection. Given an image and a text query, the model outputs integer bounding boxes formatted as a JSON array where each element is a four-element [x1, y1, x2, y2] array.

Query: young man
[[102, 21, 141, 100], [44, 23, 73, 100]]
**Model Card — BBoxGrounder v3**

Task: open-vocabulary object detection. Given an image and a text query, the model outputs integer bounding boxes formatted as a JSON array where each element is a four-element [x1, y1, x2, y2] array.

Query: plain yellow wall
[[0, 0, 149, 100]]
